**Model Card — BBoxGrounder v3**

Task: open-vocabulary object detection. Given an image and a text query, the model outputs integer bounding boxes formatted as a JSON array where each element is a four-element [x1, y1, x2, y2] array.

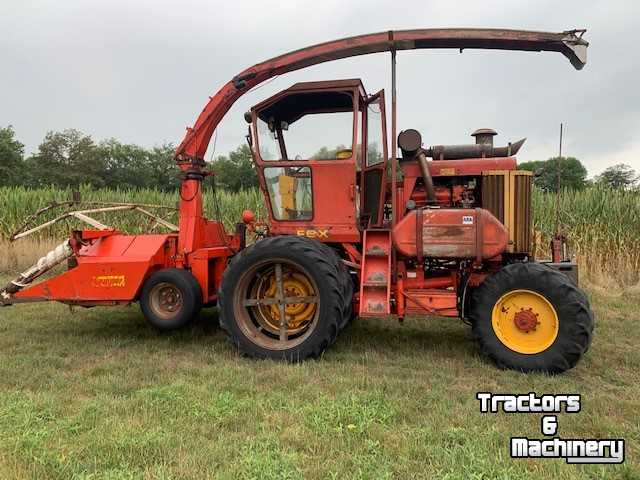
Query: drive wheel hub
[[514, 309, 539, 332], [491, 289, 559, 354], [149, 282, 183, 320], [234, 259, 320, 350]]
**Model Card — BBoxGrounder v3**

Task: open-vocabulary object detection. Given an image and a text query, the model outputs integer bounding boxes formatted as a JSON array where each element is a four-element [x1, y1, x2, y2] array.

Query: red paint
[[392, 208, 508, 260]]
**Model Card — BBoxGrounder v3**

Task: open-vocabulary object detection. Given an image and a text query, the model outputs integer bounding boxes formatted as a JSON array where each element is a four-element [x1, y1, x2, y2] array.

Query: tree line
[[0, 126, 257, 192], [519, 157, 639, 192], [0, 125, 637, 192]]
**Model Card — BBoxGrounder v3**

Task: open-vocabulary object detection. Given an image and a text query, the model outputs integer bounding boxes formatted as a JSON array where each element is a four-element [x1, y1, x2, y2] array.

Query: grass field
[[0, 185, 638, 478], [0, 281, 638, 479]]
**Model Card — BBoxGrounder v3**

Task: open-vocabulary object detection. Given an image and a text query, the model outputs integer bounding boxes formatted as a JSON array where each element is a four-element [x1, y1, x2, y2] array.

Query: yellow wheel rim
[[262, 271, 317, 330], [491, 289, 559, 354], [248, 264, 318, 338]]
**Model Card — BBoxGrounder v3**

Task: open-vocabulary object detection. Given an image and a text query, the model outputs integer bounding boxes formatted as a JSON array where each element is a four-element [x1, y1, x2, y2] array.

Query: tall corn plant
[[0, 185, 266, 239], [532, 186, 640, 284], [1, 185, 639, 283]]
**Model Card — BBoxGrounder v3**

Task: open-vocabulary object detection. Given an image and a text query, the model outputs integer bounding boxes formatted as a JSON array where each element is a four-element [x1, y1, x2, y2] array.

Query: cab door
[[360, 91, 388, 228]]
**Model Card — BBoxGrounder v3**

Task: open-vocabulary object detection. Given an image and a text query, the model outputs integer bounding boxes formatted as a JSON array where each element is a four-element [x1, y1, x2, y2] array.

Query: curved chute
[[175, 28, 588, 162]]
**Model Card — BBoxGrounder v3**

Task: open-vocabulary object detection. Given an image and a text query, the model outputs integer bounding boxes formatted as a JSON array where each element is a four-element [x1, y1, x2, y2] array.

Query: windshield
[[256, 91, 355, 161]]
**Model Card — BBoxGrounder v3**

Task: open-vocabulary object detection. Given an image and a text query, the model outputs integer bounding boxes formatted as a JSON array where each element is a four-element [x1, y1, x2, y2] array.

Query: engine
[[393, 128, 533, 259]]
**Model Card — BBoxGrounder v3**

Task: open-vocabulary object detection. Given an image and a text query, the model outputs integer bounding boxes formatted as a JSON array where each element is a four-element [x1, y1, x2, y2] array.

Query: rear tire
[[219, 236, 345, 361], [316, 243, 354, 332], [470, 262, 594, 373], [140, 268, 203, 331]]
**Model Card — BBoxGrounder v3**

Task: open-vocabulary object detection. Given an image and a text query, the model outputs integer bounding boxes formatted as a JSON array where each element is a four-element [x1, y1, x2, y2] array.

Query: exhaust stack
[[426, 129, 526, 160]]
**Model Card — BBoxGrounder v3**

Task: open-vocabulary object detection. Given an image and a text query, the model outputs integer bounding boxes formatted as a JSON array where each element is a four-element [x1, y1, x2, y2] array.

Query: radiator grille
[[513, 172, 532, 253], [482, 170, 532, 253], [481, 173, 505, 223]]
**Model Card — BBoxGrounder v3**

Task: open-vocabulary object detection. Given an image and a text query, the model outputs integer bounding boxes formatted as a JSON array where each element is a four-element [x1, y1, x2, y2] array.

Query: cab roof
[[253, 79, 367, 125]]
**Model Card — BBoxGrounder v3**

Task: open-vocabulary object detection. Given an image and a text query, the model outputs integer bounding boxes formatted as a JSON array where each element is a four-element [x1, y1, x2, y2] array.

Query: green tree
[[594, 163, 638, 189], [98, 139, 152, 189], [213, 144, 258, 191], [98, 140, 178, 191], [25, 129, 106, 188], [144, 143, 180, 191], [519, 156, 587, 192], [0, 126, 25, 187]]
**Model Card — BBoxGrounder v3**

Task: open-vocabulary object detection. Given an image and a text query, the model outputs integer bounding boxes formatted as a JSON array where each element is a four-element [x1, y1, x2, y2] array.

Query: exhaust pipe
[[426, 128, 526, 160], [426, 138, 526, 160], [398, 129, 436, 203], [416, 151, 436, 203]]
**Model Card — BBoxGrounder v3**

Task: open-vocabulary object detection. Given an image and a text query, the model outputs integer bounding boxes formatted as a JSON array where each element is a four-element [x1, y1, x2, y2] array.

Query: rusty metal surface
[[416, 152, 437, 202], [514, 309, 539, 332], [393, 208, 508, 260], [482, 173, 506, 223], [471, 128, 497, 145], [427, 138, 526, 160], [398, 129, 423, 157]]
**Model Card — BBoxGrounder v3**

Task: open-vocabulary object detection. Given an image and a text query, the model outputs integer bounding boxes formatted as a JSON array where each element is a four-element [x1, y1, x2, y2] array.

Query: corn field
[[1, 185, 638, 284], [0, 185, 266, 238], [532, 187, 640, 284]]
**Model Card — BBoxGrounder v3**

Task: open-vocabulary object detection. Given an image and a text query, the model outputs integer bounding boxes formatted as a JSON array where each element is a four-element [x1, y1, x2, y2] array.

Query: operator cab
[[247, 79, 388, 242]]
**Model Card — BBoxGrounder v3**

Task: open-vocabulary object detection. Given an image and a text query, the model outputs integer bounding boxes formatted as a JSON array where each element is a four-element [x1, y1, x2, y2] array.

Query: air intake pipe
[[398, 129, 436, 203]]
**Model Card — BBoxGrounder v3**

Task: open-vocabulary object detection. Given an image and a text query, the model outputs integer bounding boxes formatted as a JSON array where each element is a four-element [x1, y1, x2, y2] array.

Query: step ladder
[[358, 229, 392, 317]]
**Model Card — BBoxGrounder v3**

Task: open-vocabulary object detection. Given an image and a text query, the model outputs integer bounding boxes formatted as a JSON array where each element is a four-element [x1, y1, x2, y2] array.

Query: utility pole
[[555, 123, 563, 236], [552, 123, 564, 262]]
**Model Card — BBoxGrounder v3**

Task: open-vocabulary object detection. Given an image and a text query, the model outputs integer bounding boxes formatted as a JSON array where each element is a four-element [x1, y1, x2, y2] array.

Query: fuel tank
[[393, 208, 508, 260]]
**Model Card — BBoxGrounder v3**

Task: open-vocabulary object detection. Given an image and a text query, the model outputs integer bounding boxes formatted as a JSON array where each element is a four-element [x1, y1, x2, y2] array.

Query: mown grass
[[0, 283, 638, 479]]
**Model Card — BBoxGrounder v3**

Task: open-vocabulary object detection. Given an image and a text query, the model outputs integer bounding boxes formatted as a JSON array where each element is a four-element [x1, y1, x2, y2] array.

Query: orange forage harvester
[[0, 28, 594, 373]]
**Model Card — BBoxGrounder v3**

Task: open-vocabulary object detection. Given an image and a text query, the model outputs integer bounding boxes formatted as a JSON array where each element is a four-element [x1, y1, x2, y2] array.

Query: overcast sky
[[2, 0, 638, 176]]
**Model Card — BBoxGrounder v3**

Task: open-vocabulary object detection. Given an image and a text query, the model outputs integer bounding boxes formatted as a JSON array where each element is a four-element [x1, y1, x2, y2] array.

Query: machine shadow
[[56, 306, 476, 364], [333, 317, 476, 360]]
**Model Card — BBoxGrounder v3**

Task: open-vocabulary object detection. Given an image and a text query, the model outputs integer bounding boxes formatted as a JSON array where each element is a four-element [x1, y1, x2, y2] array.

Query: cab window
[[264, 166, 313, 220], [256, 91, 355, 161]]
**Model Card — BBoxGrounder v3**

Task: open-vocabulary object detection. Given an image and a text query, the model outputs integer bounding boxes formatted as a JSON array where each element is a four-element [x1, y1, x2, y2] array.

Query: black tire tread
[[316, 243, 354, 332], [140, 268, 203, 331], [219, 236, 345, 360], [469, 262, 594, 373]]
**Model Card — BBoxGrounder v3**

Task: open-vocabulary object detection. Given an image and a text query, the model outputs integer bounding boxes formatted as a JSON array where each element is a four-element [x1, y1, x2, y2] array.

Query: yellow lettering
[[92, 275, 126, 288], [296, 229, 330, 239]]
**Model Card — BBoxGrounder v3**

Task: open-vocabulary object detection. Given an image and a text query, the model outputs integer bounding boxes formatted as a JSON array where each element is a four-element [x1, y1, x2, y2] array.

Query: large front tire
[[219, 236, 344, 361], [469, 263, 594, 373]]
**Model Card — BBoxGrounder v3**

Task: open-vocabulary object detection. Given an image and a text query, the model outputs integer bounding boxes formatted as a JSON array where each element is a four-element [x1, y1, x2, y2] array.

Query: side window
[[366, 102, 384, 166], [264, 167, 312, 220], [257, 118, 281, 161]]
